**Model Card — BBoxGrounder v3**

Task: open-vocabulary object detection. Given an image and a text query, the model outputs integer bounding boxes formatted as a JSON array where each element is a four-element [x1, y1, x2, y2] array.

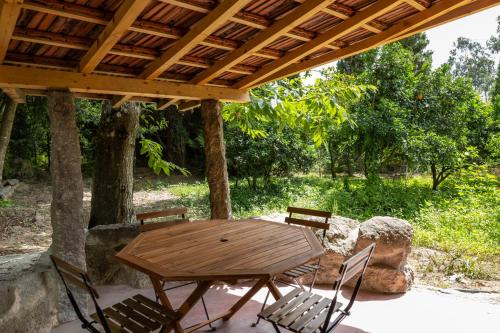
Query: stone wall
[[86, 223, 151, 288], [0, 252, 58, 333]]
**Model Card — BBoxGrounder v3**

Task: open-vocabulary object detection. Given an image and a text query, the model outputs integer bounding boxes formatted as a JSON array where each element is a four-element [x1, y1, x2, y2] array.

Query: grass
[[149, 168, 499, 279]]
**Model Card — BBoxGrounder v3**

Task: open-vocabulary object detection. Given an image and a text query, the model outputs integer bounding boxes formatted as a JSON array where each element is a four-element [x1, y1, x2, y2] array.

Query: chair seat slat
[[278, 294, 322, 327], [112, 303, 160, 330], [260, 288, 302, 318], [104, 308, 149, 333], [268, 292, 311, 321], [288, 297, 331, 331]]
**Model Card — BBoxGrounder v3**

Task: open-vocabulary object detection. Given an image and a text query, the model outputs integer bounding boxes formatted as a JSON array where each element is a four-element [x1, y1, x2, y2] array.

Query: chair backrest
[[285, 206, 331, 245], [137, 207, 189, 232], [321, 243, 376, 333], [50, 255, 111, 333]]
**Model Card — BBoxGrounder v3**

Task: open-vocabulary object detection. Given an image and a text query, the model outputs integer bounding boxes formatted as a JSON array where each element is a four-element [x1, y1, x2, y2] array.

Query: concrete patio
[[54, 282, 499, 333]]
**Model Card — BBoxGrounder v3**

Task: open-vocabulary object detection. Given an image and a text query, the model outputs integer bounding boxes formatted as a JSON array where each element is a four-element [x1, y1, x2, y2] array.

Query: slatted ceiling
[[340, 26, 375, 43], [267, 36, 304, 52], [1, 1, 494, 102]]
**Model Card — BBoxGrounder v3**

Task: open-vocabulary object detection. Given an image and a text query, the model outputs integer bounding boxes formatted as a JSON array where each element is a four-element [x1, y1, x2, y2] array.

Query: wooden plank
[[150, 278, 184, 333], [112, 303, 159, 330], [405, 0, 427, 11], [287, 206, 332, 218], [0, 65, 250, 102], [253, 0, 475, 87], [278, 294, 322, 327], [136, 207, 187, 221], [190, 0, 335, 85], [138, 220, 189, 233], [0, 0, 23, 63], [267, 280, 283, 300], [79, 0, 150, 73], [140, 0, 250, 80], [268, 292, 310, 321], [157, 98, 178, 110], [285, 217, 330, 230], [289, 298, 331, 331], [178, 100, 200, 111], [122, 299, 168, 323], [103, 307, 149, 333], [260, 288, 302, 318], [233, 0, 405, 89]]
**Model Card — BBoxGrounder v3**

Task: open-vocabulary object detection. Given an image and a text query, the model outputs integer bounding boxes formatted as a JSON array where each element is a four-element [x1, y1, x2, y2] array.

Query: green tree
[[409, 65, 481, 190], [448, 37, 495, 99]]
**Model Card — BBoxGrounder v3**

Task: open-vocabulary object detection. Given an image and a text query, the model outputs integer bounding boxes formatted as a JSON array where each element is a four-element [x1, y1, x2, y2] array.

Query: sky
[[426, 6, 499, 67], [308, 6, 499, 79]]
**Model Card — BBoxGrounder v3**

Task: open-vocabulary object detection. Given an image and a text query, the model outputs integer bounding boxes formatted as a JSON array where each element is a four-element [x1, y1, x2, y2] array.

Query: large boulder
[[86, 223, 151, 288], [354, 216, 413, 269], [0, 252, 58, 333], [349, 216, 414, 293]]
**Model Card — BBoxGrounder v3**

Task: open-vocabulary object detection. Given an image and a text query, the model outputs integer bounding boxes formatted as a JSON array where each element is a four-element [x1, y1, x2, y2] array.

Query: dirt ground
[[1, 175, 498, 293]]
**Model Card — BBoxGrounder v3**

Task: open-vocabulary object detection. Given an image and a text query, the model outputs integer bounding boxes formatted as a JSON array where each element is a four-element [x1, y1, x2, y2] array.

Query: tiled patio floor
[[54, 282, 499, 333]]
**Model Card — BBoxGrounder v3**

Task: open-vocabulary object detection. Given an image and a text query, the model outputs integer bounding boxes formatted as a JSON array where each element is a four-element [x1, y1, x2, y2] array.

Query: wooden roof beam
[[157, 98, 179, 110], [140, 0, 251, 80], [113, 0, 250, 107], [255, 0, 476, 87], [0, 0, 23, 63], [10, 28, 259, 75], [234, 0, 406, 89], [0, 65, 249, 102], [79, 0, 150, 73], [191, 0, 336, 85], [2, 87, 25, 103], [405, 0, 427, 11]]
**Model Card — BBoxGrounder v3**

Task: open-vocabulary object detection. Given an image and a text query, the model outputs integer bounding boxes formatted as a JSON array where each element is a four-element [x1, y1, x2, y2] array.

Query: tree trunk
[[47, 89, 87, 322], [431, 163, 438, 191], [164, 106, 186, 168], [328, 139, 337, 179], [201, 99, 231, 219], [89, 101, 141, 228], [0, 97, 18, 184]]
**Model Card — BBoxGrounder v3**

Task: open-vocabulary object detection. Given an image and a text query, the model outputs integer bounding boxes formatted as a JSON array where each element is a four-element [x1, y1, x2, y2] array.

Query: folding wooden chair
[[136, 207, 214, 330], [136, 207, 189, 233], [256, 243, 376, 333], [253, 207, 331, 327], [50, 255, 176, 333]]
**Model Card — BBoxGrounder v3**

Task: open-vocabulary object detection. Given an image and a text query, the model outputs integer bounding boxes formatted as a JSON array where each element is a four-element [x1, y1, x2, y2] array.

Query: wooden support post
[[47, 89, 87, 322], [201, 99, 231, 219], [0, 96, 17, 184]]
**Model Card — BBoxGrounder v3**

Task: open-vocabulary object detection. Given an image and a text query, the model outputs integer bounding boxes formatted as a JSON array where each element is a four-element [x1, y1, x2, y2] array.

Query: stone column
[[47, 89, 87, 322], [201, 99, 231, 219], [0, 97, 18, 184]]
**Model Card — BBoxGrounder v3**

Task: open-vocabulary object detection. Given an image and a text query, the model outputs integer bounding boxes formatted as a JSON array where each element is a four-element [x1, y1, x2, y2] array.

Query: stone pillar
[[0, 97, 17, 184], [201, 99, 231, 219], [47, 89, 87, 322]]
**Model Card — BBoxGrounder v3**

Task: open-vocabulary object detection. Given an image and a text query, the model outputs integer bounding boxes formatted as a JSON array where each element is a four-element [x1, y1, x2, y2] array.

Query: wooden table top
[[116, 219, 325, 281]]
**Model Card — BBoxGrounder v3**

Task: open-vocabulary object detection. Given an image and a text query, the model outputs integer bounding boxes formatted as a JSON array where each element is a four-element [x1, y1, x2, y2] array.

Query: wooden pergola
[[0, 0, 497, 108], [0, 0, 497, 324]]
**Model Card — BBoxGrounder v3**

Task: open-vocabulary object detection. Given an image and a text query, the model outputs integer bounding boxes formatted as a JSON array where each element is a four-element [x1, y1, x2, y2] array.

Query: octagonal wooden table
[[115, 219, 325, 333]]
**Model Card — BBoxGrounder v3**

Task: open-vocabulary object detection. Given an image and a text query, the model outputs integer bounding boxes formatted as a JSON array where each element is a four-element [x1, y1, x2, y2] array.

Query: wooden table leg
[[267, 279, 283, 300], [151, 277, 183, 333], [152, 278, 213, 333], [223, 277, 270, 321]]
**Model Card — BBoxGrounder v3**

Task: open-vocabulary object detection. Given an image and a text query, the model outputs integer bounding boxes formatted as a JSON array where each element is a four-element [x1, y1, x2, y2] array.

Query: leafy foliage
[[139, 139, 189, 176]]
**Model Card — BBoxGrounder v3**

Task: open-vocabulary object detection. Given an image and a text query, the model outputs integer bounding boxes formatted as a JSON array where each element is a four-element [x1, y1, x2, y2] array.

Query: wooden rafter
[[140, 0, 250, 80], [0, 0, 23, 63], [0, 66, 249, 102], [405, 0, 427, 11], [79, 0, 150, 73], [255, 0, 475, 87], [115, 0, 250, 107], [233, 0, 406, 89], [190, 0, 336, 85]]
